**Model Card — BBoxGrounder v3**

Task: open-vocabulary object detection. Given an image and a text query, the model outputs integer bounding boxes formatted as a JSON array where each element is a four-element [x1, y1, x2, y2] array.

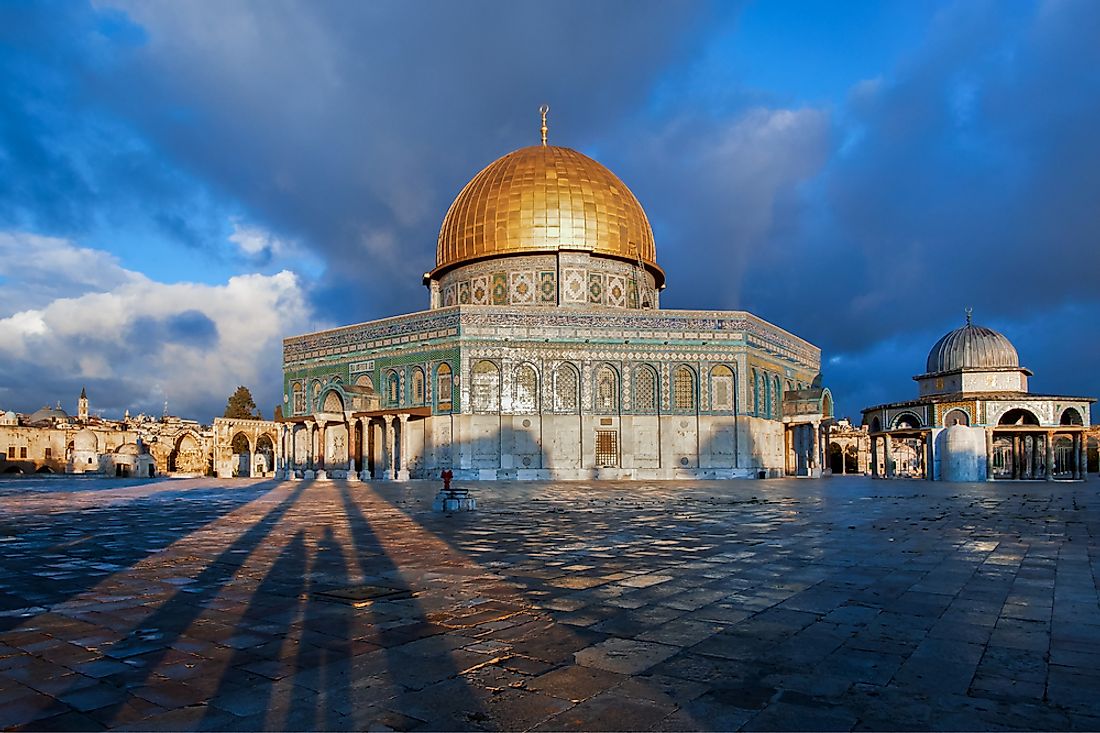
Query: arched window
[[595, 365, 619, 414], [322, 390, 344, 413], [752, 369, 759, 416], [514, 364, 539, 414], [673, 365, 696, 411], [411, 368, 425, 405], [292, 383, 305, 415], [710, 365, 734, 412], [553, 363, 579, 413], [943, 408, 969, 427], [387, 371, 401, 406], [436, 363, 453, 412], [311, 380, 321, 410], [764, 374, 772, 418], [471, 360, 500, 413], [633, 365, 658, 414], [773, 376, 782, 418]]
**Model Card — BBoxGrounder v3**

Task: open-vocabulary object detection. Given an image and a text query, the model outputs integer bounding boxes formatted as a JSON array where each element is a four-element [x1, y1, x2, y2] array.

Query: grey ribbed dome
[[27, 405, 69, 424], [926, 320, 1019, 373]]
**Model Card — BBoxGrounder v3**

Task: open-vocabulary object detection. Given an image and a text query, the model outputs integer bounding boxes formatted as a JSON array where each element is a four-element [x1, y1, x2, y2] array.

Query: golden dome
[[433, 144, 663, 286]]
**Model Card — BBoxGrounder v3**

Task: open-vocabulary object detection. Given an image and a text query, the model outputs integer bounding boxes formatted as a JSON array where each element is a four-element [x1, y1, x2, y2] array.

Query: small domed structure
[[925, 314, 1020, 373], [72, 429, 98, 453], [27, 405, 69, 424]]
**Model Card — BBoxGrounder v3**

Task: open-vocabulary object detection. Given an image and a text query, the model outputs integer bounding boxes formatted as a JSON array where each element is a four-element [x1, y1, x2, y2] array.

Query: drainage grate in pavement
[[314, 584, 412, 607]]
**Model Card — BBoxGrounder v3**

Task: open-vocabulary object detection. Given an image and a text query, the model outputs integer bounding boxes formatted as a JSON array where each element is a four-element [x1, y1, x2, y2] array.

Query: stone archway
[[231, 432, 252, 477], [254, 433, 275, 476]]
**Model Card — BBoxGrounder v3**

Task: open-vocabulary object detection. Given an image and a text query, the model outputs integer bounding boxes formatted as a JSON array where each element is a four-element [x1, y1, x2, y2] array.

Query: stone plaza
[[0, 476, 1098, 731]]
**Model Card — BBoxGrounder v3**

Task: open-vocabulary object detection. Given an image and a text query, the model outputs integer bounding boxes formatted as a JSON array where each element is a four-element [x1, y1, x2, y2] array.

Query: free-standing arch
[[231, 432, 252, 477], [254, 433, 275, 476]]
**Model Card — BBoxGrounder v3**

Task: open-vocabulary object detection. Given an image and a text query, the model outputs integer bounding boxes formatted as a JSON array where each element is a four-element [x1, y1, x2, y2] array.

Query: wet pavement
[[0, 475, 1098, 731]]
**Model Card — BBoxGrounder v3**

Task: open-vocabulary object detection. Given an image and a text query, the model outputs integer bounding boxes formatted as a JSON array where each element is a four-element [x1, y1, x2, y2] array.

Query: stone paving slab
[[0, 475, 1098, 730]]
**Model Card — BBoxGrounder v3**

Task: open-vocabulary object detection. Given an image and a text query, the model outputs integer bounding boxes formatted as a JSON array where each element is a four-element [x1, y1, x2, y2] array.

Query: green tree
[[224, 386, 262, 419]]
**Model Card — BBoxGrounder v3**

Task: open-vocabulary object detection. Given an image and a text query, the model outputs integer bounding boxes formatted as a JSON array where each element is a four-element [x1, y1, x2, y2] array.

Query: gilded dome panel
[[435, 145, 661, 285]]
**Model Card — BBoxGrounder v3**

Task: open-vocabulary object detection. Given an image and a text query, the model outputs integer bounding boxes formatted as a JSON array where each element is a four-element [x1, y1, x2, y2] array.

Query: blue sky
[[1, 0, 1097, 422]]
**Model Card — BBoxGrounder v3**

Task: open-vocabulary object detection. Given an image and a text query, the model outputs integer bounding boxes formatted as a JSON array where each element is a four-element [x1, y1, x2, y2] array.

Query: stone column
[[1046, 430, 1055, 481], [1075, 433, 1085, 480], [395, 414, 410, 480], [871, 435, 879, 478], [358, 417, 370, 481], [1012, 435, 1021, 480], [1081, 433, 1089, 482], [381, 417, 394, 479], [985, 429, 994, 481], [884, 434, 894, 478], [288, 426, 297, 474], [925, 433, 934, 480], [810, 423, 819, 472]]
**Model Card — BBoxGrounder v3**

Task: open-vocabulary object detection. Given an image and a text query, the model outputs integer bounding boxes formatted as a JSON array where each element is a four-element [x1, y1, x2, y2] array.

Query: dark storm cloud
[[723, 0, 1100, 418], [84, 0, 734, 321], [129, 310, 219, 350]]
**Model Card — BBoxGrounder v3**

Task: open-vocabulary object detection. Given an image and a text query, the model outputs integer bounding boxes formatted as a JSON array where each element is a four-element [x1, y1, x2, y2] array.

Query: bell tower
[[78, 387, 89, 422]]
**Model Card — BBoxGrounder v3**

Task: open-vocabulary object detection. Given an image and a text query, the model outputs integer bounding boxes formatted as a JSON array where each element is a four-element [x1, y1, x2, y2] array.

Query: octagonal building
[[278, 115, 831, 480]]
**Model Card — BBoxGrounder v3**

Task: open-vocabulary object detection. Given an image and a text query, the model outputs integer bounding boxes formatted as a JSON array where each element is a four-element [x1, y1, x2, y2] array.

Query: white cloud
[[0, 231, 321, 418], [228, 219, 290, 257]]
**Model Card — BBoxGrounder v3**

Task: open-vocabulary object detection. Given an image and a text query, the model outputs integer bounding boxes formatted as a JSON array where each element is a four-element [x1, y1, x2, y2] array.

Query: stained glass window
[[710, 365, 734, 412], [437, 363, 453, 412], [673, 366, 696, 411], [595, 366, 618, 414], [553, 363, 579, 413], [514, 364, 538, 414], [633, 365, 657, 413]]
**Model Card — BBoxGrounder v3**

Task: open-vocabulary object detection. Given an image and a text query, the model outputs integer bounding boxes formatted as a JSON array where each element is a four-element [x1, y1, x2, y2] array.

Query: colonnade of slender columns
[[279, 413, 414, 480]]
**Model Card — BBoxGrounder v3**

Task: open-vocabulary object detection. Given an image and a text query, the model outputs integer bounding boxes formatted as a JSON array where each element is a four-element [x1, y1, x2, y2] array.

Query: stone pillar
[[1046, 430, 1055, 482], [318, 422, 328, 472], [1075, 433, 1085, 480], [395, 414, 410, 480], [1080, 433, 1088, 482], [871, 436, 879, 478], [381, 417, 394, 479], [884, 434, 894, 478], [1012, 435, 1021, 480], [358, 417, 370, 481], [925, 433, 934, 480], [810, 423, 819, 472], [288, 426, 297, 473], [985, 429, 994, 481]]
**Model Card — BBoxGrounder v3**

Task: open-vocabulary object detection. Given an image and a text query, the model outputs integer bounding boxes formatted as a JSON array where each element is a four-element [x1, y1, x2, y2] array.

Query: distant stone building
[[0, 389, 210, 478], [862, 313, 1095, 481], [279, 113, 830, 480]]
